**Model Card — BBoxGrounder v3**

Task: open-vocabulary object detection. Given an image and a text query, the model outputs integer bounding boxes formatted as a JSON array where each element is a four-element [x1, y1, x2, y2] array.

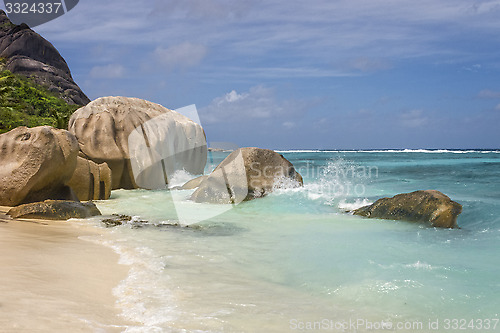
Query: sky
[[3, 0, 500, 149]]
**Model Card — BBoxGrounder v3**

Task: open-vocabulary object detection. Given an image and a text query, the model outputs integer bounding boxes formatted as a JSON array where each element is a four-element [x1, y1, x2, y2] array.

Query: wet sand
[[0, 206, 133, 332]]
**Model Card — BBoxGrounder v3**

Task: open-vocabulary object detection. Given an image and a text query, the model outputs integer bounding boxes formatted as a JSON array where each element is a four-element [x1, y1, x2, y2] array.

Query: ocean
[[78, 150, 500, 332]]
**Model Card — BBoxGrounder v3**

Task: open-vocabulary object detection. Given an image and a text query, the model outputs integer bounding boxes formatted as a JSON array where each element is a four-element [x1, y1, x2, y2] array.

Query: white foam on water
[[276, 149, 337, 153], [81, 223, 367, 332], [167, 169, 198, 189], [73, 150, 500, 331], [277, 149, 500, 153], [270, 159, 364, 207], [338, 198, 373, 212], [405, 261, 434, 270], [80, 233, 189, 332], [272, 176, 303, 191]]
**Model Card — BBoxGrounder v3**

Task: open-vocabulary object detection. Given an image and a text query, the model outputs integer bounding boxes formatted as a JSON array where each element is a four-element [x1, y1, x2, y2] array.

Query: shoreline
[[0, 206, 134, 332]]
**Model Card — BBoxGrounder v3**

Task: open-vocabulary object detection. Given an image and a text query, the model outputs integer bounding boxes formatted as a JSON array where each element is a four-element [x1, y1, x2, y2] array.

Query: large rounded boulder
[[353, 190, 462, 228], [0, 126, 79, 206], [68, 96, 207, 190], [191, 147, 303, 204]]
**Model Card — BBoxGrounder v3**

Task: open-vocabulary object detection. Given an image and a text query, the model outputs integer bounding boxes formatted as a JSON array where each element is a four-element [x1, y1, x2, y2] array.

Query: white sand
[[0, 206, 134, 332]]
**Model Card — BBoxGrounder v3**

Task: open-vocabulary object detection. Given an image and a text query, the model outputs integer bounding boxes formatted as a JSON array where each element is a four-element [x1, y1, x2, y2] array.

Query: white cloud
[[200, 85, 309, 125], [495, 103, 500, 111], [399, 109, 429, 128], [204, 66, 358, 79], [153, 42, 207, 69], [89, 64, 125, 78], [347, 57, 392, 72], [224, 90, 246, 103], [37, 0, 500, 63], [478, 89, 500, 98], [150, 0, 255, 19], [463, 64, 482, 72], [31, 0, 500, 84], [201, 86, 277, 124]]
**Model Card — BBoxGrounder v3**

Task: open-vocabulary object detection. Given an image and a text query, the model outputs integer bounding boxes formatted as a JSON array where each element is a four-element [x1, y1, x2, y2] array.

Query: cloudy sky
[[5, 0, 500, 149]]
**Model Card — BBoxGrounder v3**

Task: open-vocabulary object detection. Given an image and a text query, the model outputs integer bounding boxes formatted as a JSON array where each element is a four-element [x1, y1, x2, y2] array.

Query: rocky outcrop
[[67, 156, 112, 201], [68, 96, 207, 190], [0, 126, 79, 206], [0, 10, 89, 105], [7, 200, 101, 220], [353, 190, 462, 228], [191, 147, 303, 204]]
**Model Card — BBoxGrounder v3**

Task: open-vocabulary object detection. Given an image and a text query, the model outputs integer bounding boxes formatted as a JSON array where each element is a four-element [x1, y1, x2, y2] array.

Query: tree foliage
[[0, 68, 80, 134]]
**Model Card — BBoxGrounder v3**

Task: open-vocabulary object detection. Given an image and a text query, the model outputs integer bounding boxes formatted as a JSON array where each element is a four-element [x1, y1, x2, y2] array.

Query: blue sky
[[5, 0, 500, 149]]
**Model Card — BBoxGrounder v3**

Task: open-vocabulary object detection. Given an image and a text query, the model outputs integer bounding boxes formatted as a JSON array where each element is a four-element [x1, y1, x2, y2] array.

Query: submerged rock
[[353, 190, 462, 228], [68, 96, 207, 190], [101, 214, 185, 229], [101, 214, 142, 228], [191, 147, 303, 204], [0, 126, 79, 206], [7, 200, 101, 220]]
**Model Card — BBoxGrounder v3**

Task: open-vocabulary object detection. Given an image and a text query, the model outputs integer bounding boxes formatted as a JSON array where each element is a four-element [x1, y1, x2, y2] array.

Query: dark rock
[[101, 214, 132, 228], [7, 200, 101, 220], [191, 147, 303, 204], [100, 214, 148, 228], [0, 10, 89, 105], [353, 190, 462, 228]]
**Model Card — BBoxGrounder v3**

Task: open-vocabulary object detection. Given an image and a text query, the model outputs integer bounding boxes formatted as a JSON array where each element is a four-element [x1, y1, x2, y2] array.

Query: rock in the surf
[[68, 96, 207, 190], [7, 200, 101, 220], [0, 126, 79, 206], [353, 190, 462, 228], [191, 147, 303, 204], [67, 156, 112, 201]]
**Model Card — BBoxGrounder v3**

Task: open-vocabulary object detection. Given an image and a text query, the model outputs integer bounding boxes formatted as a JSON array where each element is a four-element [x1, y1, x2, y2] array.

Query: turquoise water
[[84, 150, 500, 332]]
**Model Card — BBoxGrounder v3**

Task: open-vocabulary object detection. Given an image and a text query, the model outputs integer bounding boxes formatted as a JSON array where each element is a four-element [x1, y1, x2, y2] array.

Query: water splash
[[338, 198, 373, 212], [167, 169, 197, 189]]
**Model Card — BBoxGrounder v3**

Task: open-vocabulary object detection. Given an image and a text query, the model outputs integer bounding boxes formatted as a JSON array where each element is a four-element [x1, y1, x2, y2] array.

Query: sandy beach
[[0, 206, 131, 332]]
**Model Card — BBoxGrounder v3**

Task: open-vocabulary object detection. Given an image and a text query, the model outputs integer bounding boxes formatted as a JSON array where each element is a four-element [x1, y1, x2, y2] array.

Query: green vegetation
[[0, 68, 80, 134], [1, 20, 15, 30]]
